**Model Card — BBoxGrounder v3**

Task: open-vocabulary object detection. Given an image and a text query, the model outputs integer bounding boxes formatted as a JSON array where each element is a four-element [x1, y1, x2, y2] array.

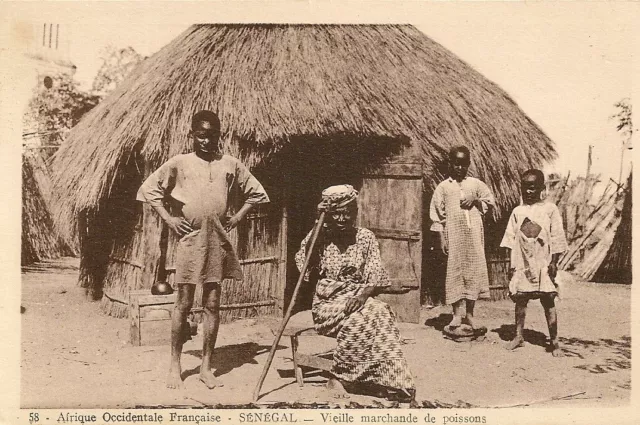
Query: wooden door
[[358, 162, 423, 323]]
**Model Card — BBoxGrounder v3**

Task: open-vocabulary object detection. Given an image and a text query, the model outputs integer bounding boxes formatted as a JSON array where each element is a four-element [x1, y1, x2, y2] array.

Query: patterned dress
[[429, 177, 495, 304], [295, 227, 415, 391], [500, 202, 568, 297]]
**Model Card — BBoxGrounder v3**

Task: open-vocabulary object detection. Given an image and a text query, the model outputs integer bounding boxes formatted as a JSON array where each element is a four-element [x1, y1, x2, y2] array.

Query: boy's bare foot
[[550, 342, 563, 357], [506, 337, 524, 350], [462, 316, 475, 328], [327, 377, 349, 399], [199, 369, 223, 389], [166, 367, 184, 389], [449, 316, 462, 328]]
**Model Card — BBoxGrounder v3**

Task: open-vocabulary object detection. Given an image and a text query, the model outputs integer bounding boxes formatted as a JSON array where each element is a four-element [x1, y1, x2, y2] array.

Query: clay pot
[[151, 281, 174, 296]]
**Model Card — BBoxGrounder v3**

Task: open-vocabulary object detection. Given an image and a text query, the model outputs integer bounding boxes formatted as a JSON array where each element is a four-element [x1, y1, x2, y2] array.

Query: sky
[[3, 1, 636, 183]]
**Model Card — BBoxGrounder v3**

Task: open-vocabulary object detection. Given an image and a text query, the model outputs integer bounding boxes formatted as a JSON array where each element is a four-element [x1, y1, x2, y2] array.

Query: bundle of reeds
[[22, 149, 76, 265], [558, 175, 630, 282], [592, 173, 632, 283]]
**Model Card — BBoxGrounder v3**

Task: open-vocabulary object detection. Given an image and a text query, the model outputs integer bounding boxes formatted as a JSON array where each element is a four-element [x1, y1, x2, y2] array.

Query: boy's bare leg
[[449, 299, 465, 327], [541, 294, 562, 357], [506, 298, 527, 350], [200, 282, 222, 388], [463, 299, 476, 328], [167, 284, 195, 388]]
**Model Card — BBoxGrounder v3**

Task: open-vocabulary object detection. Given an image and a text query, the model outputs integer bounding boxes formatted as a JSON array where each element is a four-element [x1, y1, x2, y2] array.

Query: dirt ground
[[21, 258, 630, 409]]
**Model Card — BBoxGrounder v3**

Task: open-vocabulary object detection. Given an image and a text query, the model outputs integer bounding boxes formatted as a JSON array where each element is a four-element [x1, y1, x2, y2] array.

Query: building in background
[[23, 22, 76, 89]]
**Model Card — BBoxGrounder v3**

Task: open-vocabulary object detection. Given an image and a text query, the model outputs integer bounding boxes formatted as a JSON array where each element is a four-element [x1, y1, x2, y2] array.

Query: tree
[[612, 98, 632, 183], [23, 74, 101, 148], [23, 46, 144, 150], [612, 98, 632, 148], [91, 46, 145, 97]]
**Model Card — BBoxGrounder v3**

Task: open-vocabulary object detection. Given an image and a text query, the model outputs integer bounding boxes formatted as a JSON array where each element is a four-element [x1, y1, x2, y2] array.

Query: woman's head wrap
[[318, 184, 359, 212]]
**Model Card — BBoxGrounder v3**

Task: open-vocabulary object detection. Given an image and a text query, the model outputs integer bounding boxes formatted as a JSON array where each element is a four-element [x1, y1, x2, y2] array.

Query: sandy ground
[[21, 258, 630, 409]]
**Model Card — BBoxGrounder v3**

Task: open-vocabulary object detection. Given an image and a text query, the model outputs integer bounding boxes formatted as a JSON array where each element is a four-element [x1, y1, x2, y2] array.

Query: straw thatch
[[592, 173, 631, 283], [50, 24, 556, 312], [558, 173, 631, 283], [52, 24, 555, 236], [22, 148, 76, 265]]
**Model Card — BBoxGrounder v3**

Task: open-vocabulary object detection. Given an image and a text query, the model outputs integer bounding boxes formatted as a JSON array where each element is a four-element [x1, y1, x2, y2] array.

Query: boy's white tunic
[[500, 201, 568, 295]]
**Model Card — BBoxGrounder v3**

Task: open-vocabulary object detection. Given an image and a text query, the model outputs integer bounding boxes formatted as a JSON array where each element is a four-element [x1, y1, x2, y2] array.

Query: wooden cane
[[252, 211, 326, 401]]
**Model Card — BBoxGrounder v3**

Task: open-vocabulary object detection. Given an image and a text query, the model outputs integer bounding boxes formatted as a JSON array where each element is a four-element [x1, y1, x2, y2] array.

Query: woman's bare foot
[[166, 367, 184, 389], [327, 377, 349, 399], [506, 336, 524, 350], [199, 369, 223, 389]]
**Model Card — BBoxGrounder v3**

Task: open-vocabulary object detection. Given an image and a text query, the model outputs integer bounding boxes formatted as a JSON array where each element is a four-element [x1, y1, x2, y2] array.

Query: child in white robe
[[500, 169, 568, 356]]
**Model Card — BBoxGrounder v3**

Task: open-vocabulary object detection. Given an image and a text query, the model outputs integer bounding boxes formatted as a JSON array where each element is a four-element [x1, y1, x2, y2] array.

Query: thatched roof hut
[[22, 148, 76, 265], [51, 24, 556, 322]]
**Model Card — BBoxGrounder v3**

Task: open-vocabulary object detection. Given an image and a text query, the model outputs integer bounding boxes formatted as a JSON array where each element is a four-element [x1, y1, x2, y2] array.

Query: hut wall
[[159, 180, 286, 323], [101, 204, 162, 317], [97, 159, 286, 323], [95, 153, 154, 315]]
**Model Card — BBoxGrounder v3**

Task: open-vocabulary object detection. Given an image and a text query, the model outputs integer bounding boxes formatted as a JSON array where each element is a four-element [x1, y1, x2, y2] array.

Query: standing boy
[[430, 146, 495, 335], [500, 169, 567, 356], [137, 110, 270, 388]]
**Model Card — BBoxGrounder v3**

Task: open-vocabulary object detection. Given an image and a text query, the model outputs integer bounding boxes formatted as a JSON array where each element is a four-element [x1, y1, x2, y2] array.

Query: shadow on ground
[[183, 342, 285, 379], [424, 313, 452, 331], [561, 336, 631, 374], [491, 324, 549, 348]]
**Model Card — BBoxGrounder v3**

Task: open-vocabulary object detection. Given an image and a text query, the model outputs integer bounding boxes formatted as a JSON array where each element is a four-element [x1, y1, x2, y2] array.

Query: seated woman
[[295, 185, 416, 402]]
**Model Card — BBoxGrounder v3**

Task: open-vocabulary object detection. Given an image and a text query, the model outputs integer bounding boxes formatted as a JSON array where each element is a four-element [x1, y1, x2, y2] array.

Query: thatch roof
[[52, 24, 555, 235], [22, 149, 76, 265]]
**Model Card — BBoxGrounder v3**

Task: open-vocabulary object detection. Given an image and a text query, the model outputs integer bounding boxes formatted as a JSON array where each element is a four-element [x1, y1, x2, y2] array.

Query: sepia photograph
[[1, 1, 636, 422]]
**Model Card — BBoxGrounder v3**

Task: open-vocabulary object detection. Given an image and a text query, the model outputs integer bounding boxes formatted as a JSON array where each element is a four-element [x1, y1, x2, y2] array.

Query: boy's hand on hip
[[548, 263, 558, 280], [167, 217, 193, 237]]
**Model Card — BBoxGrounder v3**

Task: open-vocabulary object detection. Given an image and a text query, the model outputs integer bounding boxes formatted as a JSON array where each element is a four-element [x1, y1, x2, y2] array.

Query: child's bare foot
[[199, 369, 223, 389], [327, 377, 349, 399], [462, 316, 475, 328], [166, 367, 184, 389], [550, 342, 563, 357], [449, 316, 463, 328], [506, 337, 524, 350]]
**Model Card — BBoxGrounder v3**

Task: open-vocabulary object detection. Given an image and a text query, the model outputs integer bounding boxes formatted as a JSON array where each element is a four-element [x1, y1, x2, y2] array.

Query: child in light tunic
[[500, 170, 567, 356]]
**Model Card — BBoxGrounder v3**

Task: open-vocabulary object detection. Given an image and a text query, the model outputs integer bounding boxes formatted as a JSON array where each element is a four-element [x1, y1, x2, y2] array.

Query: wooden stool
[[283, 325, 334, 386]]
